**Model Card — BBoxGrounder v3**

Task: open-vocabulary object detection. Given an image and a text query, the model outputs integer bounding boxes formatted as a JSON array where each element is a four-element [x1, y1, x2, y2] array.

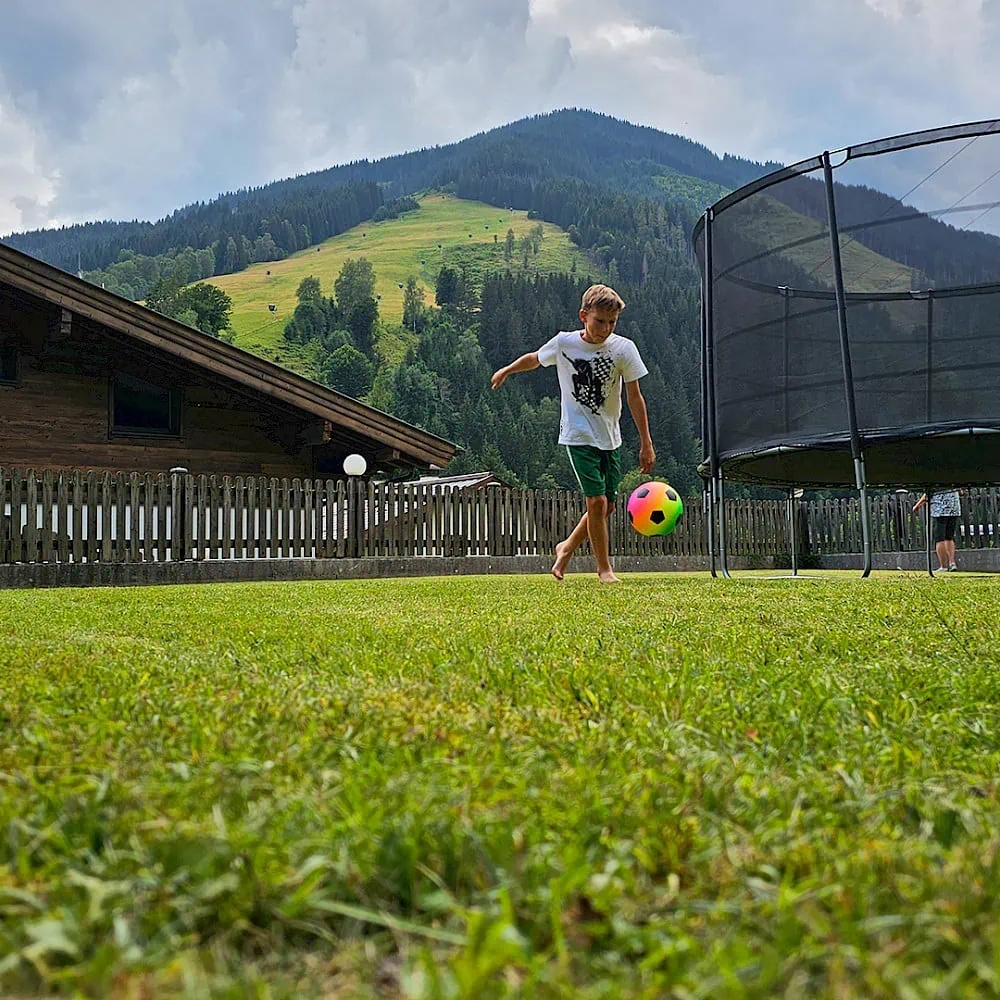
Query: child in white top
[[491, 284, 655, 582]]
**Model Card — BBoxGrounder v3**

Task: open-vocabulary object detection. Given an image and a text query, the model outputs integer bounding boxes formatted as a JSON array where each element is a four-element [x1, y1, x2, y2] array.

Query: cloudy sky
[[1, 0, 999, 236]]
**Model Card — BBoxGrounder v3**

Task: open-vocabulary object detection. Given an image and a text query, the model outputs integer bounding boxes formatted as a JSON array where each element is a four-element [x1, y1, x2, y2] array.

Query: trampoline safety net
[[694, 121, 1000, 488]]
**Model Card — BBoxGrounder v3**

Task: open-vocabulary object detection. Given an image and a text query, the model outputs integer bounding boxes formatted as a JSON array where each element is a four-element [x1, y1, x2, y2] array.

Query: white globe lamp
[[343, 453, 367, 477]]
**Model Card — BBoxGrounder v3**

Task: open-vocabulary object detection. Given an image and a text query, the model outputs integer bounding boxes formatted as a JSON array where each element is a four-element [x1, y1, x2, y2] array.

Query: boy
[[913, 488, 962, 571], [491, 284, 655, 583]]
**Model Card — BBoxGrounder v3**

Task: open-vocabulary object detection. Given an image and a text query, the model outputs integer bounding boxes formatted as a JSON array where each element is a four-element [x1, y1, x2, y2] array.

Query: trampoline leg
[[706, 486, 717, 577], [789, 489, 799, 577], [824, 152, 870, 581], [925, 501, 935, 577], [859, 487, 873, 578], [717, 473, 732, 579], [856, 460, 872, 579]]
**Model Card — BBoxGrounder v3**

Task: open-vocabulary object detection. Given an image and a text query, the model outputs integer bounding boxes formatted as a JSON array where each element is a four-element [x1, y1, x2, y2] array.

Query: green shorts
[[565, 445, 622, 502]]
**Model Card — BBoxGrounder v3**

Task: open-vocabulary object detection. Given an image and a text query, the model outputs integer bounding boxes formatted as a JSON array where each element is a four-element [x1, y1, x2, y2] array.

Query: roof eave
[[0, 244, 457, 469]]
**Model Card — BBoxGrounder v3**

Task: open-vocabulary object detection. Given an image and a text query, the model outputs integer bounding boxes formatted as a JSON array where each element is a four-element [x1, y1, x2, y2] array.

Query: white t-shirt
[[537, 330, 648, 450]]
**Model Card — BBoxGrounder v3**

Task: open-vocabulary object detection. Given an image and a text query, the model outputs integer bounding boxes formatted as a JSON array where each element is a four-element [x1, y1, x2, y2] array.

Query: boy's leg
[[602, 448, 622, 574], [586, 495, 618, 583], [584, 448, 619, 583], [946, 518, 958, 568], [935, 540, 949, 571], [554, 446, 618, 581], [552, 504, 616, 579], [933, 517, 950, 570], [552, 445, 600, 580], [552, 511, 590, 580]]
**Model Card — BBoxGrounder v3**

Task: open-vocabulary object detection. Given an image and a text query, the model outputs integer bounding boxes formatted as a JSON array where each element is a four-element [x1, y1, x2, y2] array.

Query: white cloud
[[0, 83, 60, 235], [864, 0, 907, 21], [2, 0, 1000, 235], [264, 0, 561, 176], [524, 0, 772, 156]]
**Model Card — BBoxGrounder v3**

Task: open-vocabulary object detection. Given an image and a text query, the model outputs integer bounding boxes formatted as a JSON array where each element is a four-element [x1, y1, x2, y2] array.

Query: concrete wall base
[[0, 553, 740, 589], [1, 550, 996, 590], [818, 549, 1000, 573]]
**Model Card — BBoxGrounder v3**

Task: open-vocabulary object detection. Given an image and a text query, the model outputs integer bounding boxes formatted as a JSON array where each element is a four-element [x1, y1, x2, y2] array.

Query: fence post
[[170, 467, 187, 561], [346, 477, 359, 559]]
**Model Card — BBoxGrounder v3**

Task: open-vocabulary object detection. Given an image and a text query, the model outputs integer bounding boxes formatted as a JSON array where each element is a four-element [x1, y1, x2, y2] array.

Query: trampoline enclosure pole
[[926, 499, 934, 577], [703, 208, 726, 576], [717, 472, 731, 578], [700, 280, 716, 576], [705, 486, 716, 576], [789, 489, 799, 576], [782, 289, 791, 435], [822, 151, 873, 578], [925, 292, 934, 424]]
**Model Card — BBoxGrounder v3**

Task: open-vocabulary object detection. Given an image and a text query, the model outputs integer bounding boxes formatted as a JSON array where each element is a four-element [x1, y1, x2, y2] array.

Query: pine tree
[[402, 277, 425, 332]]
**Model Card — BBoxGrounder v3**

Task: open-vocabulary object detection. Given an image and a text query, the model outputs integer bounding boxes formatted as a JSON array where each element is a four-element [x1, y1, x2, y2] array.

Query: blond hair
[[581, 283, 626, 314]]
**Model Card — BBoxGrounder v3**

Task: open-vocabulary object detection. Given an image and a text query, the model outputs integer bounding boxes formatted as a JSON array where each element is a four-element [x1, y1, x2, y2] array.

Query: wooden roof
[[406, 471, 511, 490], [0, 242, 457, 470]]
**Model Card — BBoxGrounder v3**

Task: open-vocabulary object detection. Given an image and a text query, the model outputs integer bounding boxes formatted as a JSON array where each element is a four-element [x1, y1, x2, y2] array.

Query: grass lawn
[[2, 572, 1000, 997], [208, 194, 597, 363]]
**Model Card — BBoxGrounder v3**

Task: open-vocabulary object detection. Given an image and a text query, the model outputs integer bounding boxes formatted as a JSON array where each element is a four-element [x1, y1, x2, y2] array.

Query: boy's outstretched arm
[[492, 352, 540, 390], [625, 380, 656, 473]]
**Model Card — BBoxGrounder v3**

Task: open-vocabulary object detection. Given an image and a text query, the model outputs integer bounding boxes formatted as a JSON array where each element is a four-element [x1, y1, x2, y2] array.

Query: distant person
[[913, 488, 961, 571], [491, 283, 655, 583]]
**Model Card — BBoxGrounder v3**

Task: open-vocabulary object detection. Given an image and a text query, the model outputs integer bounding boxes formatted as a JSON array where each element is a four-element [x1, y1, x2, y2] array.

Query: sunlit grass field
[[2, 572, 999, 997]]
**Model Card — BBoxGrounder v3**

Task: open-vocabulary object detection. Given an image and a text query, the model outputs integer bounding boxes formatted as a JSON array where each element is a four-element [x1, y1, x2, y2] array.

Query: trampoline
[[694, 120, 1000, 577]]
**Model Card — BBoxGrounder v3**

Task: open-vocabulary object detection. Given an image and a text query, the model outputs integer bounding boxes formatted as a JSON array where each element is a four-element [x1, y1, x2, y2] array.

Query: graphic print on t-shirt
[[563, 351, 617, 415], [536, 330, 649, 449]]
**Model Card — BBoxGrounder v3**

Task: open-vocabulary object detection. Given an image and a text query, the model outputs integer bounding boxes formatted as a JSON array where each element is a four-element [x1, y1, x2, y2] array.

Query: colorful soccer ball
[[627, 481, 684, 537]]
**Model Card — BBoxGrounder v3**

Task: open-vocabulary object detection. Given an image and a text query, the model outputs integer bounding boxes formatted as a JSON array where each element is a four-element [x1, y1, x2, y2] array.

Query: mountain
[[7, 109, 998, 298], [2, 110, 776, 276], [8, 109, 996, 498]]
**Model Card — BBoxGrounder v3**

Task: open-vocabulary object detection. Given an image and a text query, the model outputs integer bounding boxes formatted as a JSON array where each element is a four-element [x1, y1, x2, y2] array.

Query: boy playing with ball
[[491, 284, 655, 583]]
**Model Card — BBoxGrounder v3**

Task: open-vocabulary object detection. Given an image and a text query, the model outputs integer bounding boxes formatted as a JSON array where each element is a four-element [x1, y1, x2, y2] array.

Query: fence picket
[[10, 471, 22, 563], [114, 471, 124, 562], [245, 478, 257, 558], [219, 476, 231, 559], [85, 472, 97, 563], [40, 470, 54, 563], [0, 470, 8, 563], [98, 472, 111, 563], [22, 471, 37, 564], [55, 472, 69, 564], [292, 478, 303, 558]]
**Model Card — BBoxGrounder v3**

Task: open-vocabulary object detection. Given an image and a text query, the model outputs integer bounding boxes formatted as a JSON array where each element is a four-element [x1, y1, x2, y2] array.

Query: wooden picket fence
[[789, 489, 1000, 555], [0, 468, 707, 565], [1, 468, 998, 565]]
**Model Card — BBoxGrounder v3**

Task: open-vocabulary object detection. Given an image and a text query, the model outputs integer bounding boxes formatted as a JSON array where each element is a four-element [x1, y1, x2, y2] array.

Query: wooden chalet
[[0, 242, 456, 477]]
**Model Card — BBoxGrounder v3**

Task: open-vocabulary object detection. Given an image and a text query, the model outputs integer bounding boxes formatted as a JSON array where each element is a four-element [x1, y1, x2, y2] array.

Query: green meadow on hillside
[[3, 572, 1000, 997], [652, 169, 730, 212], [209, 194, 597, 367]]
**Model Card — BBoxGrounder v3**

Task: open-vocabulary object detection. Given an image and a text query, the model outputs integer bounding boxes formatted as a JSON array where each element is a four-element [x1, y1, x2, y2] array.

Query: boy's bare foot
[[551, 542, 571, 581], [598, 570, 621, 583]]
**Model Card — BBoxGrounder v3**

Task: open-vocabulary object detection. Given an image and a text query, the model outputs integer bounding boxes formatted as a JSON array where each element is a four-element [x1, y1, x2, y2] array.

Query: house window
[[111, 373, 181, 436], [0, 343, 16, 384]]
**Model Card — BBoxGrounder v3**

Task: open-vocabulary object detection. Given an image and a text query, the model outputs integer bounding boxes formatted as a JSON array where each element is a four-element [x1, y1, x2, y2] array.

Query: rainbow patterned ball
[[627, 481, 684, 537]]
